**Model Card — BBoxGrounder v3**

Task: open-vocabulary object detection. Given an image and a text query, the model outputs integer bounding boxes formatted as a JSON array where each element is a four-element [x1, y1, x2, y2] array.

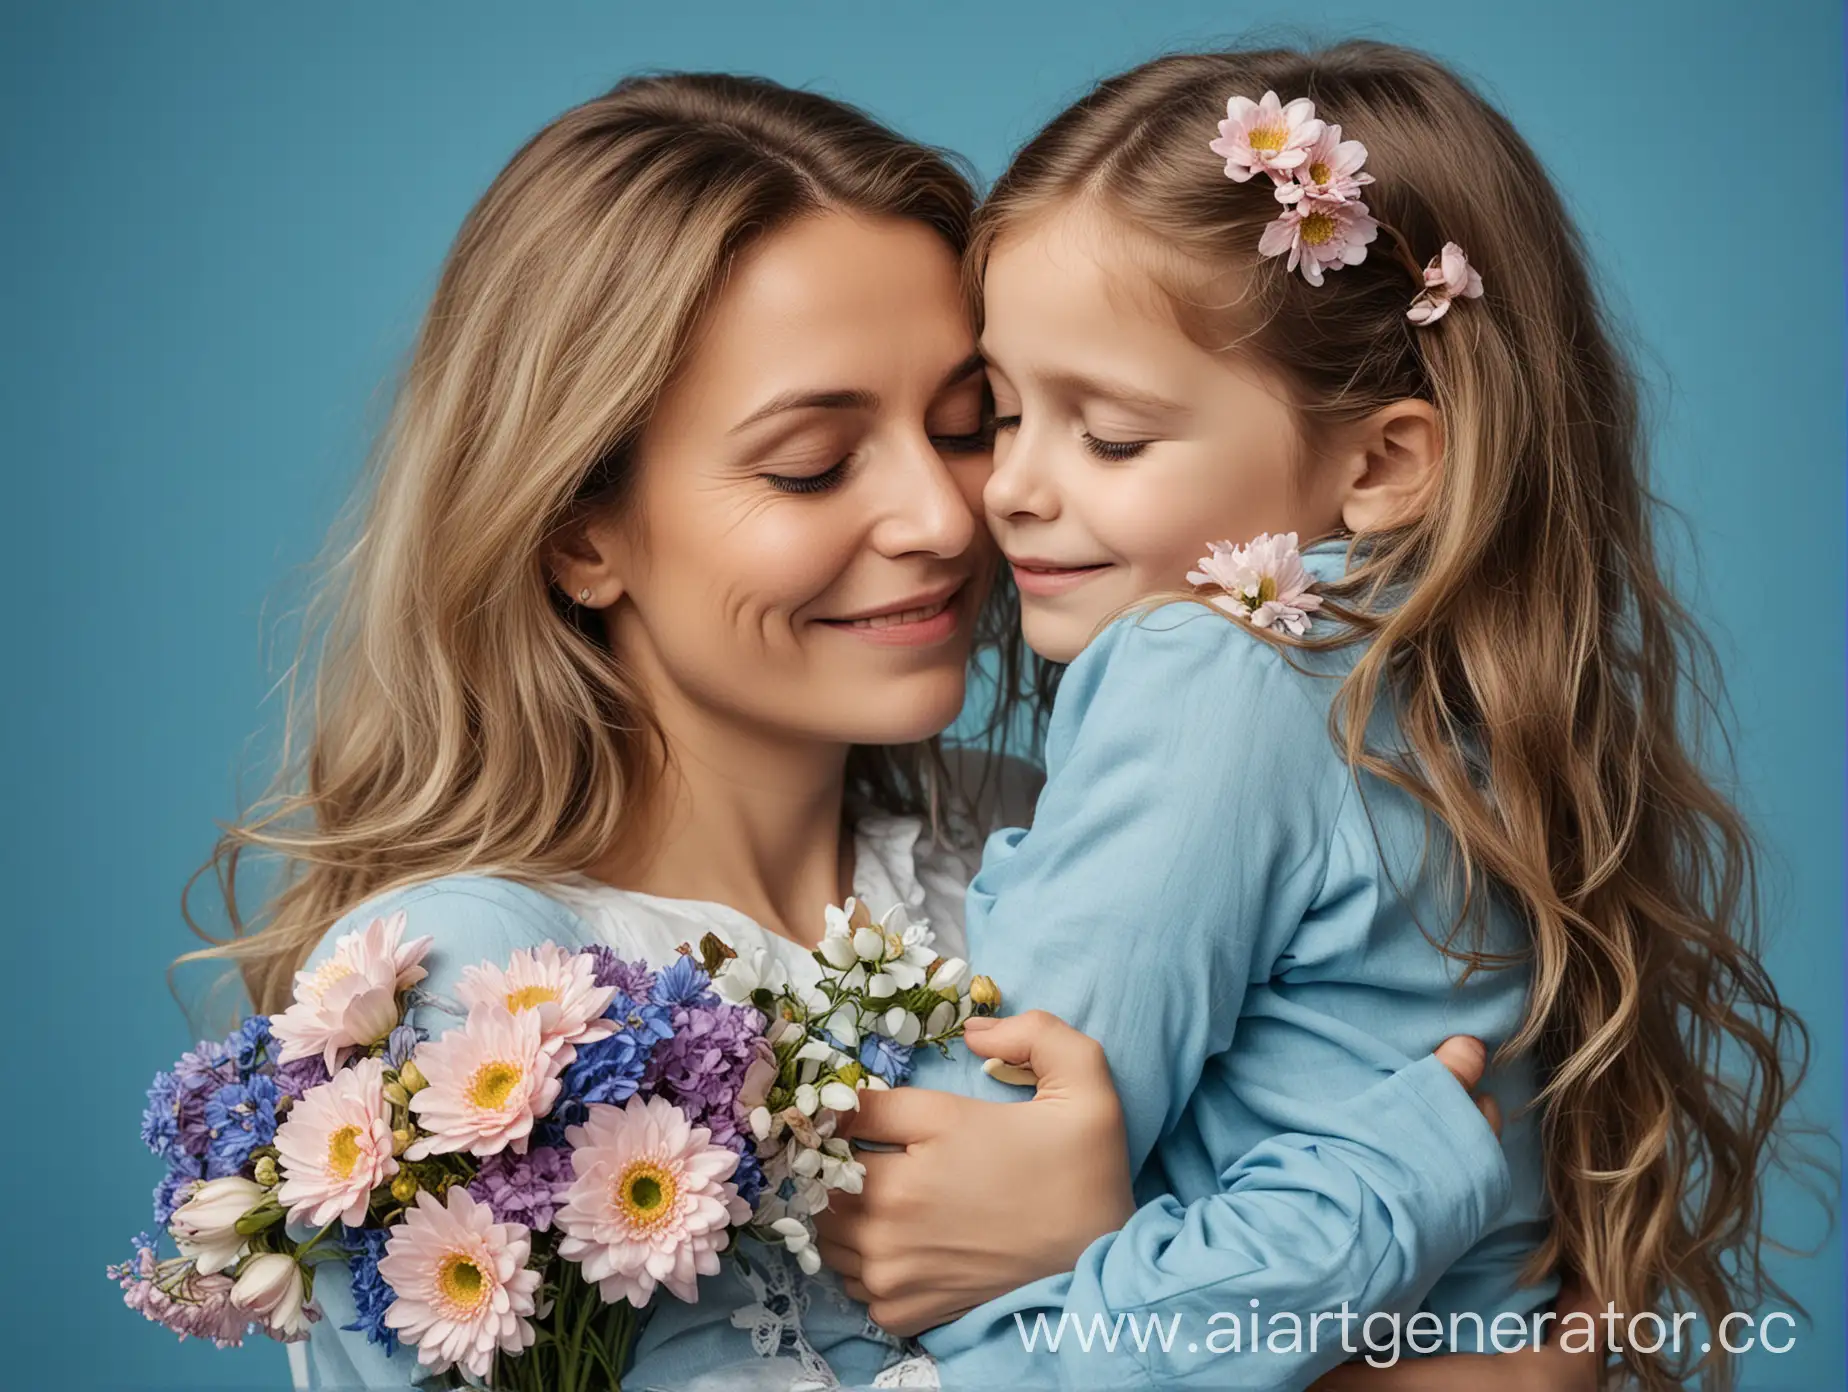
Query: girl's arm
[[835, 610, 1518, 1388]]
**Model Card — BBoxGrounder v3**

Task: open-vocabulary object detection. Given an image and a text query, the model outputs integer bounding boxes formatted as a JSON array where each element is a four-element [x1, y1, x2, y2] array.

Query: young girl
[[821, 42, 1800, 1391]]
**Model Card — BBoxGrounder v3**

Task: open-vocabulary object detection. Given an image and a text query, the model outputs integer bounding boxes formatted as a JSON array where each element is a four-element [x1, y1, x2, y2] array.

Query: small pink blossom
[[379, 1188, 541, 1380], [1275, 122, 1374, 205], [271, 911, 432, 1071], [1406, 242, 1485, 325], [456, 942, 618, 1065], [1188, 531, 1324, 635], [108, 1242, 255, 1348], [1209, 91, 1323, 184], [1258, 196, 1379, 286], [555, 1094, 751, 1306], [406, 1004, 565, 1160]]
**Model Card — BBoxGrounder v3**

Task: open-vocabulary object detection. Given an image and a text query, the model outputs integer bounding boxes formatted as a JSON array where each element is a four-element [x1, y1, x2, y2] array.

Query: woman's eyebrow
[[728, 350, 985, 434]]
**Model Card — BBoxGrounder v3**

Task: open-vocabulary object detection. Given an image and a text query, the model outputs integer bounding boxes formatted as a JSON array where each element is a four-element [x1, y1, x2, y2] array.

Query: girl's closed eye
[[1080, 430, 1152, 461]]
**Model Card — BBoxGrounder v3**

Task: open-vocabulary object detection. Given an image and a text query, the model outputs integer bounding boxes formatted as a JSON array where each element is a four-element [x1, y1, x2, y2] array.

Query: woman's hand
[[813, 1010, 1135, 1336], [1308, 1276, 1606, 1392]]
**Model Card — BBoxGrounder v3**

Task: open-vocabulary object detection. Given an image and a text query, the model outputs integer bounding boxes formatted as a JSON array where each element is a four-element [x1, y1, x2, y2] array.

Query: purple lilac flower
[[467, 1146, 571, 1233], [140, 1072, 180, 1159], [583, 945, 654, 1001], [339, 1226, 398, 1355], [228, 1016, 272, 1076], [383, 1024, 422, 1072], [643, 1000, 764, 1149], [272, 1054, 330, 1102], [650, 955, 718, 1009], [174, 1074, 219, 1158], [204, 1075, 280, 1176], [858, 1034, 915, 1088], [152, 1154, 204, 1227], [173, 1040, 236, 1088]]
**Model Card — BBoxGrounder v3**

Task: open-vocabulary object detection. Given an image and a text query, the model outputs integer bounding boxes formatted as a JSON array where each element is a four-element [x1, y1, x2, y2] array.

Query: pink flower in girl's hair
[[1209, 91, 1323, 183], [1406, 242, 1485, 324], [1258, 197, 1379, 285], [1274, 123, 1374, 205], [1188, 532, 1324, 636]]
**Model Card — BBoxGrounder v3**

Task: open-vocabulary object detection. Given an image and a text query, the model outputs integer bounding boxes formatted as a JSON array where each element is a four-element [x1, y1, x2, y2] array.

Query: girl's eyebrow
[[729, 351, 986, 435], [1042, 367, 1186, 415]]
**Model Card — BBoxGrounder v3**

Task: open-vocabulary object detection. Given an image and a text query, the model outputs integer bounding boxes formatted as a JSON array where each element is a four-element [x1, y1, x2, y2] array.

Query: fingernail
[[961, 1016, 996, 1030]]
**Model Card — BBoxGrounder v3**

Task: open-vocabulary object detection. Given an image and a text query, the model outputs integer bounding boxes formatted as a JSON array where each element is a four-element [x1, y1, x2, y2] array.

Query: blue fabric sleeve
[[914, 608, 1512, 1388], [294, 876, 594, 1391]]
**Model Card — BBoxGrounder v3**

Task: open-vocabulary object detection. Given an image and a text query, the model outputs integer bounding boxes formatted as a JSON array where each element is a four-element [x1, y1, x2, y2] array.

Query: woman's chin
[[835, 671, 968, 748]]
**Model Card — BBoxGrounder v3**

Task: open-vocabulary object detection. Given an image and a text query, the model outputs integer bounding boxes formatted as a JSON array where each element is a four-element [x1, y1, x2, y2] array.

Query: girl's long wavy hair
[[970, 42, 1812, 1389], [186, 73, 1043, 1018]]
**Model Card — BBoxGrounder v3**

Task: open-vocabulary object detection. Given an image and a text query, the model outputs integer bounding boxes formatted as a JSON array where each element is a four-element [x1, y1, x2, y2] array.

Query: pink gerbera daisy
[[456, 943, 617, 1065], [1209, 90, 1323, 184], [1274, 122, 1374, 205], [1258, 196, 1379, 285], [405, 1005, 564, 1160], [554, 1095, 751, 1306], [273, 1056, 398, 1227], [271, 912, 432, 1071], [378, 1188, 540, 1380]]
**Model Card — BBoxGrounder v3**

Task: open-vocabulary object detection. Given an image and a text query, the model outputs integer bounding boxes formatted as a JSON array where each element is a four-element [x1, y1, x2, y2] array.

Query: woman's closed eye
[[764, 457, 852, 495]]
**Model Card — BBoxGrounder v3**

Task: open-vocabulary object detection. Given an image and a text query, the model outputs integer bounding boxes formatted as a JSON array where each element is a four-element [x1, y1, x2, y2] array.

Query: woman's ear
[[1336, 400, 1443, 534], [547, 511, 626, 610]]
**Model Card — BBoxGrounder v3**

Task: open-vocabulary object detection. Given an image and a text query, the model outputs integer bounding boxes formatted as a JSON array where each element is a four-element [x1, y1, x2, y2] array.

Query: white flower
[[925, 999, 957, 1037], [818, 1081, 859, 1112], [865, 973, 897, 999], [852, 927, 886, 961], [880, 1007, 923, 1047], [926, 957, 968, 992], [749, 1106, 773, 1142], [794, 1083, 820, 1116], [170, 1176, 267, 1275], [877, 905, 938, 990], [713, 945, 789, 1005], [1188, 531, 1325, 635], [231, 1252, 315, 1342]]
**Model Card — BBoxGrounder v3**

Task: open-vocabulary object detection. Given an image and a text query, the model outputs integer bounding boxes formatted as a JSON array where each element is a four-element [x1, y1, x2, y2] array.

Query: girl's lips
[[817, 585, 966, 647], [1009, 561, 1111, 597]]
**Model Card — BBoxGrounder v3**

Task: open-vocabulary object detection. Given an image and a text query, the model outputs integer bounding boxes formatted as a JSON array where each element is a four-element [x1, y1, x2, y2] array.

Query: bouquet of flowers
[[113, 898, 992, 1389]]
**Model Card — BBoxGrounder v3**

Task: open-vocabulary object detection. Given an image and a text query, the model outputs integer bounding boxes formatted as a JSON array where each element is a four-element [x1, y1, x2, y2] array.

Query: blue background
[[3, 2, 1841, 1387]]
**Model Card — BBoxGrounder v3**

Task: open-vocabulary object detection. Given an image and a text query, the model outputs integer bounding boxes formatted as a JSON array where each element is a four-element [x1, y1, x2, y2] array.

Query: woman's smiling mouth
[[817, 582, 966, 646]]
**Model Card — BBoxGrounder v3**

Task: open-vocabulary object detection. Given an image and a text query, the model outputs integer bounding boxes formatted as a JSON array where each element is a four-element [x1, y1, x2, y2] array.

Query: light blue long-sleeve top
[[910, 540, 1555, 1389]]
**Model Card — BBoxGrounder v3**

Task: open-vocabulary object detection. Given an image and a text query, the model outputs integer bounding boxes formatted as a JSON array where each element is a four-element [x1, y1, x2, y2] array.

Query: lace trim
[[729, 1247, 839, 1387]]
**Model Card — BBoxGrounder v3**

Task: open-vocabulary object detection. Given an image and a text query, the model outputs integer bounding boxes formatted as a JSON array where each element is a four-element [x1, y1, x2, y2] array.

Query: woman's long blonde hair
[[970, 43, 1812, 1388], [188, 74, 1039, 1017]]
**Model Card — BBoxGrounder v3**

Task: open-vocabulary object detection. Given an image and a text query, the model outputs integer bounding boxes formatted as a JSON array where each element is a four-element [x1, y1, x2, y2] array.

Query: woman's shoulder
[[305, 873, 595, 973]]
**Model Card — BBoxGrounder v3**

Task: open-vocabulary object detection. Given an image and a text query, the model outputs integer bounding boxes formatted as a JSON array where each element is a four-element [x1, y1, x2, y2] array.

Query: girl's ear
[[1337, 400, 1443, 535], [547, 512, 626, 610]]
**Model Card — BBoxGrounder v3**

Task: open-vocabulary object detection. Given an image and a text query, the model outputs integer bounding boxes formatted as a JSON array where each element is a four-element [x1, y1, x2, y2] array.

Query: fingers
[[960, 1010, 1114, 1099], [835, 1085, 963, 1147], [815, 1235, 863, 1281], [1432, 1035, 1488, 1091]]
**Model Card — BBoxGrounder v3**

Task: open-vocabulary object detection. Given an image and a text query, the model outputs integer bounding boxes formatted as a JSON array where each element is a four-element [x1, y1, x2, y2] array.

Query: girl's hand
[[1308, 1277, 1605, 1392], [814, 1010, 1135, 1336], [814, 1017, 1500, 1338]]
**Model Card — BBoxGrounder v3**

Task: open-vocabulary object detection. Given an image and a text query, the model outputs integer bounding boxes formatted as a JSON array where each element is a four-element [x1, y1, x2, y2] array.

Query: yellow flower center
[[1248, 122, 1286, 156], [1308, 161, 1332, 185], [436, 1253, 488, 1314], [326, 1124, 363, 1179], [613, 1160, 679, 1233], [1256, 576, 1278, 605], [505, 984, 560, 1012], [467, 1060, 524, 1111], [305, 958, 355, 1001], [1300, 211, 1337, 246]]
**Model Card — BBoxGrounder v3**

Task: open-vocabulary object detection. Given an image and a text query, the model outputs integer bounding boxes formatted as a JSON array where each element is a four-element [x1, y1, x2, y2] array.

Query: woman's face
[[592, 211, 994, 749]]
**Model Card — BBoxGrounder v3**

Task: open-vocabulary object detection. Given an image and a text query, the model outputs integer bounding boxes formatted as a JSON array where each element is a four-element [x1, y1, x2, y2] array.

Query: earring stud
[[577, 588, 593, 604]]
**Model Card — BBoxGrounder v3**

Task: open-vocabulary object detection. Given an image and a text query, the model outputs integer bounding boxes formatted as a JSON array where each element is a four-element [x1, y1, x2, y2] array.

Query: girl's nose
[[982, 425, 1058, 523]]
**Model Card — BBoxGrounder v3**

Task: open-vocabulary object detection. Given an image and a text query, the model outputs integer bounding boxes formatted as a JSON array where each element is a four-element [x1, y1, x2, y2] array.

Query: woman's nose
[[982, 427, 1057, 523], [868, 432, 979, 560]]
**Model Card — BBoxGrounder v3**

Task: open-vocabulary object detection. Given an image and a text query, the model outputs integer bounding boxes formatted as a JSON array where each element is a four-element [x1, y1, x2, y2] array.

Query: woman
[[190, 73, 1592, 1389]]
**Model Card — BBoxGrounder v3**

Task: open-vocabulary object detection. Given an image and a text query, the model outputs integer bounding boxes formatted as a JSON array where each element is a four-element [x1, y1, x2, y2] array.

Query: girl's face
[[584, 211, 994, 749], [980, 207, 1349, 663]]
